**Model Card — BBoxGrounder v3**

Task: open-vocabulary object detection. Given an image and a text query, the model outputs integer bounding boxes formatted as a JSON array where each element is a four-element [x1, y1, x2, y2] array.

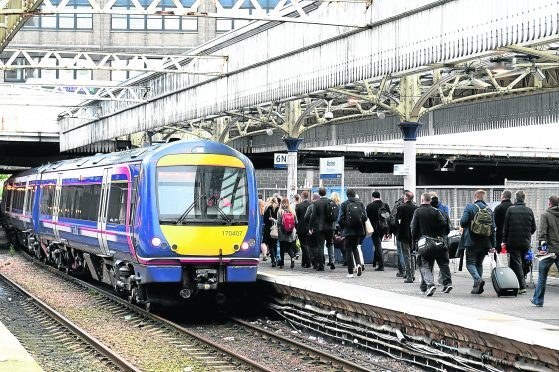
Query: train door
[[22, 180, 30, 231], [97, 168, 111, 256], [52, 173, 63, 242]]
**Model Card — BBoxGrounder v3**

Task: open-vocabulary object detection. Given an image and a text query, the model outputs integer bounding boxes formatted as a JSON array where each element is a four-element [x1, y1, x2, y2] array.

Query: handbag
[[365, 219, 374, 235], [417, 236, 447, 258], [270, 223, 279, 239]]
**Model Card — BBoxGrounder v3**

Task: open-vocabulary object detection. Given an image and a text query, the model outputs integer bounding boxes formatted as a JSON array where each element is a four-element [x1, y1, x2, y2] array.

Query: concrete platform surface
[[0, 321, 43, 371]]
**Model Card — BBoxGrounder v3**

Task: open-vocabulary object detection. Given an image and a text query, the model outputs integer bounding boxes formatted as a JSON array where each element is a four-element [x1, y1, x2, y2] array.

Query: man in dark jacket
[[338, 188, 366, 278], [502, 190, 536, 294], [411, 193, 450, 296], [366, 191, 390, 271], [460, 190, 496, 294], [309, 187, 334, 271], [532, 195, 559, 307], [395, 191, 418, 283], [391, 191, 407, 277], [296, 191, 312, 268], [304, 193, 320, 268], [494, 190, 513, 253]]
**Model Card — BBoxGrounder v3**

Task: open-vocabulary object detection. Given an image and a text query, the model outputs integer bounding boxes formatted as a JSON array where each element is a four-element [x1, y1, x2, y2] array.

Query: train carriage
[[1, 140, 261, 307]]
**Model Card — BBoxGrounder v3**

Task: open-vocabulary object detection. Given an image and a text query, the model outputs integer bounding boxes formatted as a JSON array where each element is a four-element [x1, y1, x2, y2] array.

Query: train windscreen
[[157, 165, 248, 224]]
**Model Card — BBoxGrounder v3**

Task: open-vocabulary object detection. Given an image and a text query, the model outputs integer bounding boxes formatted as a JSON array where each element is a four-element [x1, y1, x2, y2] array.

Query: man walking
[[395, 191, 418, 283], [305, 193, 320, 269], [339, 189, 367, 278], [494, 190, 513, 253], [502, 190, 536, 294], [390, 191, 407, 277], [531, 196, 559, 307], [295, 191, 312, 268], [460, 190, 496, 294], [309, 187, 334, 271], [411, 193, 451, 296], [366, 191, 391, 271]]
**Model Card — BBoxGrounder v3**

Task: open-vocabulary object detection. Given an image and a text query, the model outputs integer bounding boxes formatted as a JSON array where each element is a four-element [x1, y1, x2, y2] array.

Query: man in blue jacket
[[460, 190, 497, 294]]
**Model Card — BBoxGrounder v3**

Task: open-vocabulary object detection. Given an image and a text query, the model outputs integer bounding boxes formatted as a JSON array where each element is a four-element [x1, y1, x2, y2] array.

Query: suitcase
[[490, 254, 519, 297]]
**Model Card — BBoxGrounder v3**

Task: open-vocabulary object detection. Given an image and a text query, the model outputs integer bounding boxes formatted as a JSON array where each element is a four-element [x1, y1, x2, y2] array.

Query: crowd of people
[[258, 188, 559, 306]]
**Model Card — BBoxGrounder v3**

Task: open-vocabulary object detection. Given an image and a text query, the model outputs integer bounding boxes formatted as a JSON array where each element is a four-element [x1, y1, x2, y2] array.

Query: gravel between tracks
[[0, 251, 206, 372]]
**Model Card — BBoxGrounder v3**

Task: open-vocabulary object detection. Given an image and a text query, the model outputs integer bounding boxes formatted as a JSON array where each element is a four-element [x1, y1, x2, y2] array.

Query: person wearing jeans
[[532, 195, 559, 307], [395, 191, 418, 283]]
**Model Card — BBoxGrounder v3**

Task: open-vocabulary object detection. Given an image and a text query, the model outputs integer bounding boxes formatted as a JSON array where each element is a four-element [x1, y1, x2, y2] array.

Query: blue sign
[[311, 186, 347, 198]]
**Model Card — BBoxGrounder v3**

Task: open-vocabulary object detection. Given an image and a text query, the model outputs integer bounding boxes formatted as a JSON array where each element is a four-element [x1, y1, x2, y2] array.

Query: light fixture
[[324, 111, 334, 120], [468, 166, 474, 170], [377, 111, 386, 120], [489, 58, 516, 74], [265, 128, 274, 136]]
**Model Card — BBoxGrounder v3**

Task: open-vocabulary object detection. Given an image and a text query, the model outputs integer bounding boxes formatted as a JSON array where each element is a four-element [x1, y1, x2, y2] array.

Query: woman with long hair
[[263, 197, 279, 267], [277, 197, 298, 269]]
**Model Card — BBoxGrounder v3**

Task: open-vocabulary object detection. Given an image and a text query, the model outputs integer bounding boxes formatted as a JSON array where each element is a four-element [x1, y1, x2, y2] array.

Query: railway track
[[0, 272, 139, 372]]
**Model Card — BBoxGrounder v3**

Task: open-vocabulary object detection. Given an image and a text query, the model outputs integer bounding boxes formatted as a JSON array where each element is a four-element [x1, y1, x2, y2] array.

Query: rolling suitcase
[[490, 254, 519, 297]]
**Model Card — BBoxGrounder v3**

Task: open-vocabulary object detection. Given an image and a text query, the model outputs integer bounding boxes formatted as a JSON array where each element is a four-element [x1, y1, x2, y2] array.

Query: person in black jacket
[[262, 197, 279, 267], [309, 187, 334, 271], [395, 191, 418, 283], [338, 188, 367, 278], [502, 190, 536, 294], [366, 191, 390, 271], [304, 193, 320, 269], [411, 193, 451, 296], [494, 190, 513, 253], [295, 191, 312, 268]]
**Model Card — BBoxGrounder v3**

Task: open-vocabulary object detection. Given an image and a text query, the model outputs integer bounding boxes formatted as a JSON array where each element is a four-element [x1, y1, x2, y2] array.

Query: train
[[1, 139, 261, 308]]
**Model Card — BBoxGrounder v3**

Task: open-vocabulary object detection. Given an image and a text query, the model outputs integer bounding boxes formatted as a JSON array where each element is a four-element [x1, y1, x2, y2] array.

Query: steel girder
[[59, 0, 559, 151], [0, 0, 369, 27], [0, 0, 43, 51]]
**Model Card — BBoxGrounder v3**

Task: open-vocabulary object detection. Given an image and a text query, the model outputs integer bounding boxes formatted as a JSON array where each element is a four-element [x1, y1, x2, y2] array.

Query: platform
[[0, 321, 43, 371], [257, 242, 559, 370]]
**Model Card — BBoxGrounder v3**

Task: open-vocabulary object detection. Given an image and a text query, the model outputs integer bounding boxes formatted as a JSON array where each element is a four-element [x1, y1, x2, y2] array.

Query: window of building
[[24, 0, 93, 29], [107, 182, 128, 225], [216, 0, 278, 32], [111, 0, 198, 31]]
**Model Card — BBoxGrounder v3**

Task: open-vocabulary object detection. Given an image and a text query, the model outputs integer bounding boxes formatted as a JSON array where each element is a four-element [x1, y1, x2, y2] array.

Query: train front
[[134, 140, 260, 304]]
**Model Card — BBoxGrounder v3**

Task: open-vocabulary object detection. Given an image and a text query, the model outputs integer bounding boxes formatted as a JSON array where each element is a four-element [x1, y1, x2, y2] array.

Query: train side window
[[107, 182, 127, 225], [25, 186, 36, 215], [40, 184, 56, 216]]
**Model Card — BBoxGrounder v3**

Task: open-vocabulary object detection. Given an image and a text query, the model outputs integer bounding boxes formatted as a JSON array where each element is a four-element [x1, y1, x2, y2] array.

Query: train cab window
[[107, 182, 128, 225]]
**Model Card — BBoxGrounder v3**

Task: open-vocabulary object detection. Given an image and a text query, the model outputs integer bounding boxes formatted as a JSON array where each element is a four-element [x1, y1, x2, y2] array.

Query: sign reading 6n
[[274, 153, 287, 169]]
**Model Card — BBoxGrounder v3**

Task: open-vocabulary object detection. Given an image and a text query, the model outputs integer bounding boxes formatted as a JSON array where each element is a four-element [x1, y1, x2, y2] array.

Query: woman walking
[[277, 198, 298, 269], [263, 197, 279, 267]]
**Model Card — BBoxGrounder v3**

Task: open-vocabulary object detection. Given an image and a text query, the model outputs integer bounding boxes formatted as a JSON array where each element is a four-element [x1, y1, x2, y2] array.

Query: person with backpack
[[502, 190, 536, 295], [366, 191, 391, 271], [309, 187, 335, 271], [277, 197, 298, 269], [460, 190, 497, 294], [295, 191, 312, 268], [339, 188, 367, 278], [390, 191, 408, 277]]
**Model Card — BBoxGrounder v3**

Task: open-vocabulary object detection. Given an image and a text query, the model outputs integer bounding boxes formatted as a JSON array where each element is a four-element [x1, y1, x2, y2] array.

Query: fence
[[259, 181, 559, 247]]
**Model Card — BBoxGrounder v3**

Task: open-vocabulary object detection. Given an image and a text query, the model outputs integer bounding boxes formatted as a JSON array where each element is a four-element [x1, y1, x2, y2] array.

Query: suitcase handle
[[488, 252, 501, 269]]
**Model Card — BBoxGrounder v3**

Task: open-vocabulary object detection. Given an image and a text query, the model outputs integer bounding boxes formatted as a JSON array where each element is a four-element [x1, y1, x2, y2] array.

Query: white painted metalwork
[[59, 0, 559, 151], [0, 49, 228, 75], [0, 0, 368, 27], [0, 83, 148, 102]]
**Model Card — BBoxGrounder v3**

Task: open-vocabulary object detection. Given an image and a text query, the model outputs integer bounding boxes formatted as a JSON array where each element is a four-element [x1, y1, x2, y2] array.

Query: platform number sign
[[274, 153, 288, 169]]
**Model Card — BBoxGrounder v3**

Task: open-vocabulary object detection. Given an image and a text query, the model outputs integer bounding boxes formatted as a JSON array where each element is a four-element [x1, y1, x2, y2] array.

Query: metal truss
[[0, 0, 368, 27], [58, 106, 102, 119], [144, 43, 559, 146], [0, 0, 41, 51], [0, 83, 149, 102], [0, 49, 228, 75]]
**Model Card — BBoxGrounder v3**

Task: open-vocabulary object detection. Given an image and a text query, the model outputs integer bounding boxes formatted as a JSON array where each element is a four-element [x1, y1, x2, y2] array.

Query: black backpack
[[324, 200, 340, 223], [346, 201, 364, 228], [377, 204, 390, 234]]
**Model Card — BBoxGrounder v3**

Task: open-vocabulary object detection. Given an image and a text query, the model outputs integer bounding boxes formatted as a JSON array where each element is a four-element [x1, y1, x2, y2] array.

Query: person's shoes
[[478, 279, 485, 294], [357, 266, 362, 276], [519, 288, 527, 295], [396, 272, 404, 278], [271, 262, 276, 267], [342, 262, 348, 267], [346, 274, 354, 278], [426, 286, 436, 297], [312, 265, 317, 270], [471, 288, 478, 294], [290, 260, 295, 269], [330, 263, 336, 270], [279, 265, 284, 269], [374, 267, 384, 271], [302, 264, 310, 268], [404, 278, 414, 283], [530, 298, 543, 307], [295, 254, 300, 260], [262, 256, 267, 261], [442, 285, 453, 294], [420, 290, 426, 295], [317, 266, 325, 271]]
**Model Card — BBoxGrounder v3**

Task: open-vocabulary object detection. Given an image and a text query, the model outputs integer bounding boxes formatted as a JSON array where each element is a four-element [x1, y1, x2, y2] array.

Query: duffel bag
[[417, 236, 447, 258], [446, 229, 461, 258]]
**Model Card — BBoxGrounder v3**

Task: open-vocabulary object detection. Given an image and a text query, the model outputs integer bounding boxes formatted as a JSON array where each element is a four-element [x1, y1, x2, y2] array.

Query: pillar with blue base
[[398, 122, 422, 196], [283, 137, 303, 203]]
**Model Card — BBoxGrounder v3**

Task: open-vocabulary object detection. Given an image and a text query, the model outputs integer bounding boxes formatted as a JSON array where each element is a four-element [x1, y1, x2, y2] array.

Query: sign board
[[393, 164, 410, 176], [319, 157, 344, 179], [274, 153, 287, 169]]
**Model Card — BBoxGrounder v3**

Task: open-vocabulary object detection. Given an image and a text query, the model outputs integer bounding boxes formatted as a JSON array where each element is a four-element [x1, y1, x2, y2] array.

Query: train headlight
[[247, 238, 256, 247], [241, 241, 250, 250], [151, 237, 162, 247]]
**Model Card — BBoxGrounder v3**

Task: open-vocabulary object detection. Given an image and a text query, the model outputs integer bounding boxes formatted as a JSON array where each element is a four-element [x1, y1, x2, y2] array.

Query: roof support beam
[[0, 0, 43, 52], [0, 83, 149, 102]]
